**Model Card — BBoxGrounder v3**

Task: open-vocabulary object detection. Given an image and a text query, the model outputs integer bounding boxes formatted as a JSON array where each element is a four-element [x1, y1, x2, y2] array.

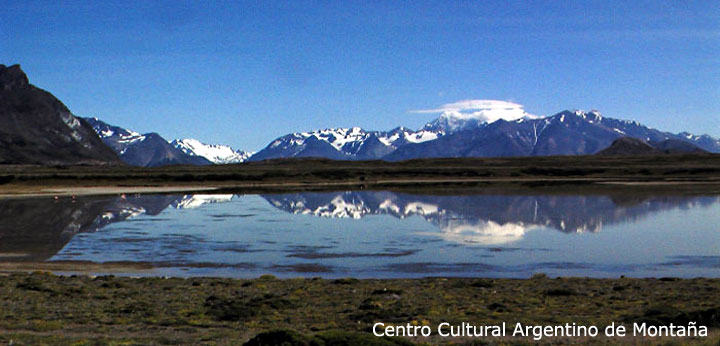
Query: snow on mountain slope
[[677, 132, 720, 152], [250, 125, 445, 161], [86, 117, 147, 153], [85, 117, 212, 167], [171, 138, 253, 164], [385, 109, 720, 160], [251, 103, 542, 161], [87, 117, 253, 165], [380, 127, 441, 145], [91, 105, 720, 164], [417, 99, 539, 133]]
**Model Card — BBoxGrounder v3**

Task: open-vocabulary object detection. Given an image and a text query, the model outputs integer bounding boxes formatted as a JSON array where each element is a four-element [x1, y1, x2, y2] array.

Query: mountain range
[[250, 110, 720, 161], [83, 110, 720, 166], [1, 63, 718, 166], [85, 117, 252, 167]]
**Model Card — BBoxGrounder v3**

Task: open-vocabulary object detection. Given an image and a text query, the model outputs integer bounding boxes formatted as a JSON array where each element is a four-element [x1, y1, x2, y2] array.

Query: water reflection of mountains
[[262, 192, 720, 243], [0, 194, 232, 261], [1, 192, 718, 261]]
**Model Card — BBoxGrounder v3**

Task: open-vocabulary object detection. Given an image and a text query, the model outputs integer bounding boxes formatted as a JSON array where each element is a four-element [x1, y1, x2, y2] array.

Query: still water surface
[[1, 191, 718, 278]]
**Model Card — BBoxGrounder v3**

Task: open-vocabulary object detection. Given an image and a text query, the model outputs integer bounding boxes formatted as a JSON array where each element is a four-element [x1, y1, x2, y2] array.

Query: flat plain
[[1, 154, 719, 345]]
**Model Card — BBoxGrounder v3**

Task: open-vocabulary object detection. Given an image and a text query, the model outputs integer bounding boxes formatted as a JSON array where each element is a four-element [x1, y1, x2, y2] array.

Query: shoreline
[[0, 260, 718, 280], [0, 185, 220, 199], [1, 177, 720, 199]]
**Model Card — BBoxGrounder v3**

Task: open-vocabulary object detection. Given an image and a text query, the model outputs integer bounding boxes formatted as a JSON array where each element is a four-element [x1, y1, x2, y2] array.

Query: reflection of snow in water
[[172, 194, 235, 209], [403, 202, 441, 216], [100, 206, 145, 221], [35, 191, 720, 278]]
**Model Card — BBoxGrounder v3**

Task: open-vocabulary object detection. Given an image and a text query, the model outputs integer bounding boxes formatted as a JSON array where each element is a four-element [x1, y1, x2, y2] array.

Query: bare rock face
[[0, 64, 29, 90], [0, 64, 121, 165]]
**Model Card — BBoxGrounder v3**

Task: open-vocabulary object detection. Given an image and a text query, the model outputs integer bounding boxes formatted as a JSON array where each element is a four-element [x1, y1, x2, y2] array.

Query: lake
[[1, 190, 718, 278]]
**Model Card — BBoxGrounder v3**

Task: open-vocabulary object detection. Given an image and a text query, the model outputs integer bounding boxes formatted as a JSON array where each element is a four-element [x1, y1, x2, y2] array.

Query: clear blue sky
[[1, 1, 718, 150]]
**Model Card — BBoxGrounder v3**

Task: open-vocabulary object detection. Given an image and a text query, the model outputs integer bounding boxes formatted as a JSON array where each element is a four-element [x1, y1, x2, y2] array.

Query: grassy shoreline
[[0, 272, 718, 345]]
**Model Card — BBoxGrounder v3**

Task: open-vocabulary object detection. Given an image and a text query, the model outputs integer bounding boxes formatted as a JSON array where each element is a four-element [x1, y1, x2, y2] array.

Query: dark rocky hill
[[651, 139, 708, 154], [0, 64, 121, 165], [596, 137, 661, 156], [597, 137, 707, 156]]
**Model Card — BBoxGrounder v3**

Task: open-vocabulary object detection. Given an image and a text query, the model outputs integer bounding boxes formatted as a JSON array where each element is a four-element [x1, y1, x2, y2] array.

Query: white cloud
[[411, 99, 538, 123]]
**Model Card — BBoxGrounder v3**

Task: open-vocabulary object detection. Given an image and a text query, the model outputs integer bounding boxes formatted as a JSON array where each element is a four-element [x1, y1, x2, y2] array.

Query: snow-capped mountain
[[248, 126, 442, 161], [170, 139, 253, 164], [84, 117, 144, 153], [420, 107, 537, 134], [87, 107, 719, 165], [85, 117, 211, 167], [251, 109, 719, 162], [388, 110, 719, 160], [87, 117, 254, 166]]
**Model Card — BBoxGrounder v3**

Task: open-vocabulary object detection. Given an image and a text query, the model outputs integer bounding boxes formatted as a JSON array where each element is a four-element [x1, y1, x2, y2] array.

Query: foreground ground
[[0, 273, 717, 345]]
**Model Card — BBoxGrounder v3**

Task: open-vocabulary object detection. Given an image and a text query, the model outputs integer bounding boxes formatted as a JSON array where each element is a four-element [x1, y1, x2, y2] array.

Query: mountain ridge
[[84, 110, 720, 165], [85, 117, 212, 167], [0, 64, 121, 165], [251, 110, 720, 162], [86, 117, 253, 166], [170, 138, 253, 164]]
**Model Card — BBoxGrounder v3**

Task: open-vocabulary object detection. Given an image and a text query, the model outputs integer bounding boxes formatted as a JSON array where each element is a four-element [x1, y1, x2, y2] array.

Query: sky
[[1, 1, 718, 150]]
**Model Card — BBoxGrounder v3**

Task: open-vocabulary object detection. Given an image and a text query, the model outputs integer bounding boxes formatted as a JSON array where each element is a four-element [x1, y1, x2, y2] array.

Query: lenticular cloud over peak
[[411, 99, 538, 123]]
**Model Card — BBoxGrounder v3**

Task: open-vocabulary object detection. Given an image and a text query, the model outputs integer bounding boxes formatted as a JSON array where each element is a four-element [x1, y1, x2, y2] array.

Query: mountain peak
[[0, 65, 120, 164], [0, 64, 29, 90], [548, 109, 604, 124], [171, 138, 253, 164]]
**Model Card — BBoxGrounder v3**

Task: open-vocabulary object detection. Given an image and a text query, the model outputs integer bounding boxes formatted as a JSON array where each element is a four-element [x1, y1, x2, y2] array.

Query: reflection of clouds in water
[[16, 191, 720, 278], [263, 192, 720, 243], [420, 219, 535, 245]]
